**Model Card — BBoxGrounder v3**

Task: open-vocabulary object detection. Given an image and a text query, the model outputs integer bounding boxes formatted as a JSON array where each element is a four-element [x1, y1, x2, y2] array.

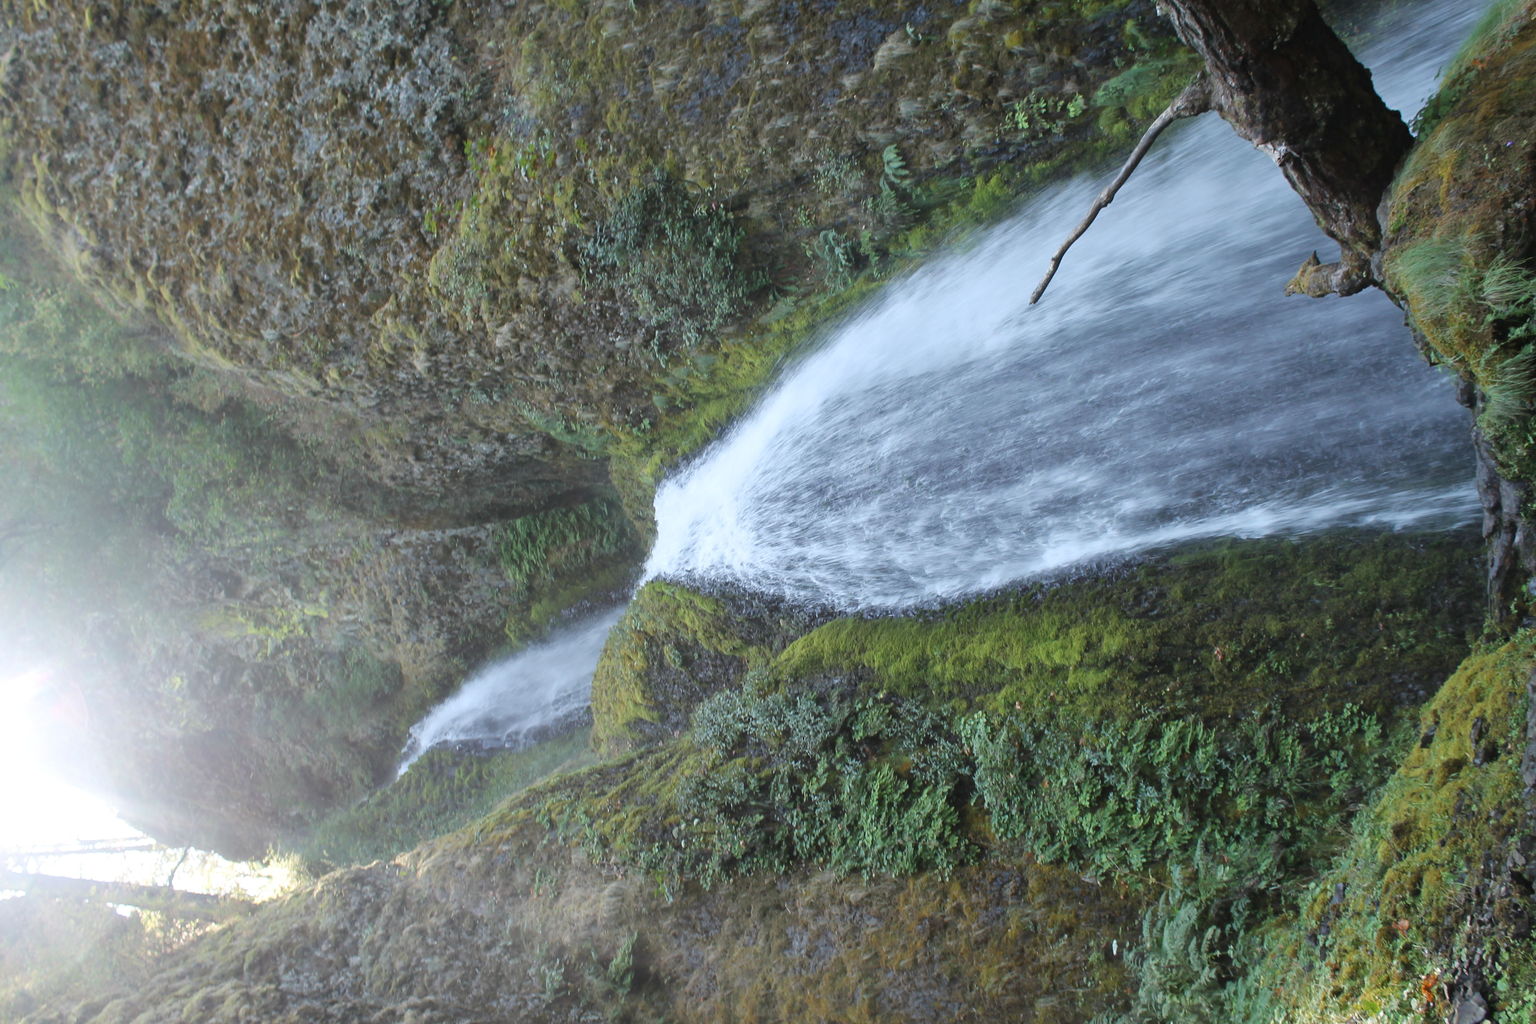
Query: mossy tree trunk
[[1160, 0, 1413, 294]]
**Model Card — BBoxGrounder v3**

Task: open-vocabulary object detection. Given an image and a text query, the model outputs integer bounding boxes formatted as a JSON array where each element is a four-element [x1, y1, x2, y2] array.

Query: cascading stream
[[396, 607, 622, 774], [400, 0, 1487, 768], [644, 0, 1485, 611]]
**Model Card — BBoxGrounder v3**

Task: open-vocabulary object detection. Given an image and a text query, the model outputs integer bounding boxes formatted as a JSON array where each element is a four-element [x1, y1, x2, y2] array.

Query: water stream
[[401, 0, 1487, 769], [644, 0, 1484, 610], [396, 608, 622, 773]]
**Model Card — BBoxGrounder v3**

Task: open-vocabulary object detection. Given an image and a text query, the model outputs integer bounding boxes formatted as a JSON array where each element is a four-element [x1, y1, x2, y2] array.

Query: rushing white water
[[396, 608, 621, 774], [644, 0, 1487, 611], [401, 0, 1488, 760]]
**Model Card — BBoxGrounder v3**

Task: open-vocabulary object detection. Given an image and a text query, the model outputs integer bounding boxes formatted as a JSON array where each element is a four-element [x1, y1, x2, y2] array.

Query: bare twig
[[167, 845, 193, 889], [1029, 74, 1213, 305]]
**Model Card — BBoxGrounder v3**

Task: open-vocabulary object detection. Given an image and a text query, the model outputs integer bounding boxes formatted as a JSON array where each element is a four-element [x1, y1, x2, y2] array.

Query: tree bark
[[1158, 0, 1413, 293]]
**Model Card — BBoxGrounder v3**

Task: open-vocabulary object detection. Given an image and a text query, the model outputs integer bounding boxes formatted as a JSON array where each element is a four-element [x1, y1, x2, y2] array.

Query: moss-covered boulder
[[590, 581, 831, 752], [592, 531, 1483, 756]]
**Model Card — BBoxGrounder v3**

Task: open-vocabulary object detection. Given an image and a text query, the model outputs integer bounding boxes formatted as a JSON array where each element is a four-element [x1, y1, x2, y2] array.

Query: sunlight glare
[[0, 665, 132, 850]]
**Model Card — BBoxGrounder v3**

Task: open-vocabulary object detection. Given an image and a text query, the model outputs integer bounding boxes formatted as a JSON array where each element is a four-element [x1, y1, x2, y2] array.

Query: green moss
[[1236, 634, 1535, 1023], [1382, 0, 1536, 480], [589, 581, 791, 752], [773, 531, 1481, 725]]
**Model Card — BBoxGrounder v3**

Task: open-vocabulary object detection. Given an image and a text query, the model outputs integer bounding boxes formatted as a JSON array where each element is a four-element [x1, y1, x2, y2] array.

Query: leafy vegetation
[[578, 169, 767, 354], [1383, 0, 1536, 484], [966, 704, 1395, 880], [674, 685, 971, 884], [494, 497, 641, 644], [1233, 634, 1536, 1024]]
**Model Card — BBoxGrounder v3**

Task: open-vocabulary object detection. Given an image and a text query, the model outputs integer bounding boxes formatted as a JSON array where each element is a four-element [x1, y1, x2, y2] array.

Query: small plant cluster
[[562, 677, 1398, 913], [673, 683, 972, 884], [495, 498, 634, 595], [579, 169, 766, 354], [801, 144, 933, 290], [1005, 88, 1088, 140]]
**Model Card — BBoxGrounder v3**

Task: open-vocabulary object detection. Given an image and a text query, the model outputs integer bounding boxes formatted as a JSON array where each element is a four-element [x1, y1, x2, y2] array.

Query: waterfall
[[401, 0, 1487, 763], [396, 608, 622, 774], [643, 0, 1485, 611]]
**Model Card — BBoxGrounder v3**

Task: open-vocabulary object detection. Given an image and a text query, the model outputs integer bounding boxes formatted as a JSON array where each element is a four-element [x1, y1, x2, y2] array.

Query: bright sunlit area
[[0, 662, 298, 903]]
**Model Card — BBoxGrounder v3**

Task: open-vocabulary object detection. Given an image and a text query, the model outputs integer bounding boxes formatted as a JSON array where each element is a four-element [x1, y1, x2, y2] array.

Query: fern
[[880, 144, 909, 188]]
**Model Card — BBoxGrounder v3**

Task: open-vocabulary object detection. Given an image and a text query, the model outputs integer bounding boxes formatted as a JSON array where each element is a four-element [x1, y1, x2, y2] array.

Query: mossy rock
[[1238, 631, 1536, 1024], [595, 531, 1481, 755], [1382, 0, 1536, 478], [589, 581, 832, 753], [773, 530, 1482, 725]]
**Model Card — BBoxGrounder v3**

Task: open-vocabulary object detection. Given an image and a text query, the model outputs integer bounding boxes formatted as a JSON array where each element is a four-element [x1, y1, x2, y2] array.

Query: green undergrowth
[[1226, 633, 1536, 1024], [287, 727, 595, 870], [421, 530, 1497, 1023], [1409, 0, 1527, 138], [578, 168, 769, 353], [496, 672, 1406, 927], [495, 497, 642, 646]]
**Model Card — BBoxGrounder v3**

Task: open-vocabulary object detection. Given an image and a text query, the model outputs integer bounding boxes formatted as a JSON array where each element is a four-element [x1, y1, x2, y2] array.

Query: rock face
[[0, 0, 1167, 459], [0, 0, 1189, 852]]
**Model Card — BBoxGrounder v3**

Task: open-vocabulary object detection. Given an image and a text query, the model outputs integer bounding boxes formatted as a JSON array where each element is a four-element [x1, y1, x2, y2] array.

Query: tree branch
[[0, 869, 254, 923], [1029, 75, 1212, 306]]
